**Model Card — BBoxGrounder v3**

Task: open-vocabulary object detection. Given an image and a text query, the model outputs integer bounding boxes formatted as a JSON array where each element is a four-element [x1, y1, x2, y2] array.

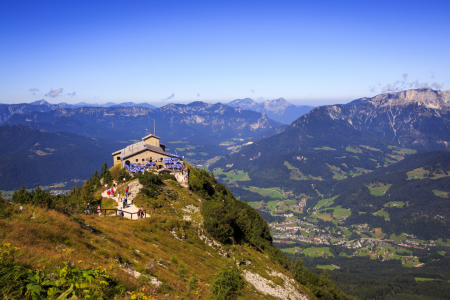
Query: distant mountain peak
[[349, 88, 450, 109], [30, 99, 49, 105], [227, 98, 314, 124]]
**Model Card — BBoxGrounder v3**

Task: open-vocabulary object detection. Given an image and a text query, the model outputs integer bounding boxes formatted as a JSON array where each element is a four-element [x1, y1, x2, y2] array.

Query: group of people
[[84, 203, 102, 216]]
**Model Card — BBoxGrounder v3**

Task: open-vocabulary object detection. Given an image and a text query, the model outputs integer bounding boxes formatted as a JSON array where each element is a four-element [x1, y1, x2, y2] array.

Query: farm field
[[314, 195, 338, 209], [303, 247, 334, 257], [407, 167, 429, 179], [214, 169, 251, 182], [346, 146, 362, 153], [374, 209, 390, 220], [243, 186, 287, 199], [316, 265, 336, 270], [384, 201, 405, 208], [366, 183, 392, 196], [359, 145, 381, 152]]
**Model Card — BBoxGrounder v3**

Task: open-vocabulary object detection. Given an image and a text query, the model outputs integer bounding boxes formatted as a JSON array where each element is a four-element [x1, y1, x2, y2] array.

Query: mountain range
[[227, 98, 314, 124], [0, 100, 157, 123], [213, 88, 450, 238], [4, 102, 281, 145]]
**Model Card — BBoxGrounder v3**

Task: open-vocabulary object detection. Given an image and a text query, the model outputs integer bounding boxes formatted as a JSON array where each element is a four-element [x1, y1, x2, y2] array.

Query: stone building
[[112, 132, 175, 168]]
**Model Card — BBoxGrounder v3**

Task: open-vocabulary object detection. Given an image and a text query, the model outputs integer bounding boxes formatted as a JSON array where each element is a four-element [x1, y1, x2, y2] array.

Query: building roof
[[112, 141, 173, 159], [142, 133, 161, 141]]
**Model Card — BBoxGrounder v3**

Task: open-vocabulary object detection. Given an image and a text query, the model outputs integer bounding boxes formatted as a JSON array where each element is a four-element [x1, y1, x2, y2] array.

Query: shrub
[[178, 263, 187, 278], [210, 265, 245, 300]]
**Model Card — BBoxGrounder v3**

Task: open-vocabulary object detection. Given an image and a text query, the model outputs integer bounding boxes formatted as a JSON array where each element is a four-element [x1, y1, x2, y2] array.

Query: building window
[[116, 157, 121, 161], [136, 159, 138, 162], [142, 158, 145, 162]]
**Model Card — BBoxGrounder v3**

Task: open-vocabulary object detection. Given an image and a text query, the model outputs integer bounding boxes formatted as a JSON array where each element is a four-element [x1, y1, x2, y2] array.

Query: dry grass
[[0, 177, 298, 299]]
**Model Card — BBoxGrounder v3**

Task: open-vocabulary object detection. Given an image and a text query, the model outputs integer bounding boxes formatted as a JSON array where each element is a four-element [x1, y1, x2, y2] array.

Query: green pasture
[[303, 247, 333, 257], [406, 167, 448, 180], [314, 146, 336, 150], [401, 148, 417, 154], [215, 169, 251, 182], [207, 156, 222, 164], [327, 164, 347, 180], [300, 230, 315, 237], [284, 161, 309, 180], [384, 157, 397, 164], [384, 201, 405, 208], [280, 246, 302, 254], [366, 183, 392, 196], [267, 200, 280, 211], [379, 244, 412, 256], [316, 265, 335, 270], [244, 186, 287, 199], [415, 277, 436, 282], [314, 195, 338, 209], [435, 238, 450, 246], [333, 206, 351, 217], [375, 209, 390, 220], [360, 145, 381, 152], [247, 201, 263, 209], [348, 167, 369, 177], [402, 257, 420, 268], [389, 234, 407, 242], [407, 167, 428, 179], [276, 200, 296, 212], [346, 146, 362, 153]]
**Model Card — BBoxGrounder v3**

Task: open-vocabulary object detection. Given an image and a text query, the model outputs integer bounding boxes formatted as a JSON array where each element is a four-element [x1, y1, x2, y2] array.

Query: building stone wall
[[114, 149, 172, 167]]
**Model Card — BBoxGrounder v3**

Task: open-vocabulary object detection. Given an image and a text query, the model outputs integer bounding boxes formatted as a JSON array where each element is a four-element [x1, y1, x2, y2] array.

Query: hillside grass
[[1, 176, 311, 299]]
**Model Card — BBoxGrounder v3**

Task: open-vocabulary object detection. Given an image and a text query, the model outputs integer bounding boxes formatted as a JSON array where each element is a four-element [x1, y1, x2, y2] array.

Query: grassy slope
[[0, 177, 314, 299]]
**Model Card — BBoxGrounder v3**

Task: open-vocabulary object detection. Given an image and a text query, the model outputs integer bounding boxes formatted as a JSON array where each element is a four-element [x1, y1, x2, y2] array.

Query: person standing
[[118, 207, 123, 218], [140, 206, 144, 219], [137, 207, 141, 220]]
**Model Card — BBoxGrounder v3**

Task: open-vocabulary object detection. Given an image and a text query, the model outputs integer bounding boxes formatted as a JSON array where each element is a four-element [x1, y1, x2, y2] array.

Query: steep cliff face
[[303, 88, 450, 151]]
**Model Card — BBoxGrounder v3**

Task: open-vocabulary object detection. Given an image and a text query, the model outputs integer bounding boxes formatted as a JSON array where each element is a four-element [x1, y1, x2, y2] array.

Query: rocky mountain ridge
[[0, 100, 158, 123], [348, 88, 450, 109], [305, 88, 450, 151], [4, 101, 281, 144]]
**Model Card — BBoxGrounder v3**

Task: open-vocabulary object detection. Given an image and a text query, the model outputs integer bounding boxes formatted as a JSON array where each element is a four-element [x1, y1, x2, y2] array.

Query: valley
[[2, 88, 450, 299]]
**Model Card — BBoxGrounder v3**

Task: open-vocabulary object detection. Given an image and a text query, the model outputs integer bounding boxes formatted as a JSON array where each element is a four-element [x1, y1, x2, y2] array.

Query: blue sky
[[1, 0, 449, 106]]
